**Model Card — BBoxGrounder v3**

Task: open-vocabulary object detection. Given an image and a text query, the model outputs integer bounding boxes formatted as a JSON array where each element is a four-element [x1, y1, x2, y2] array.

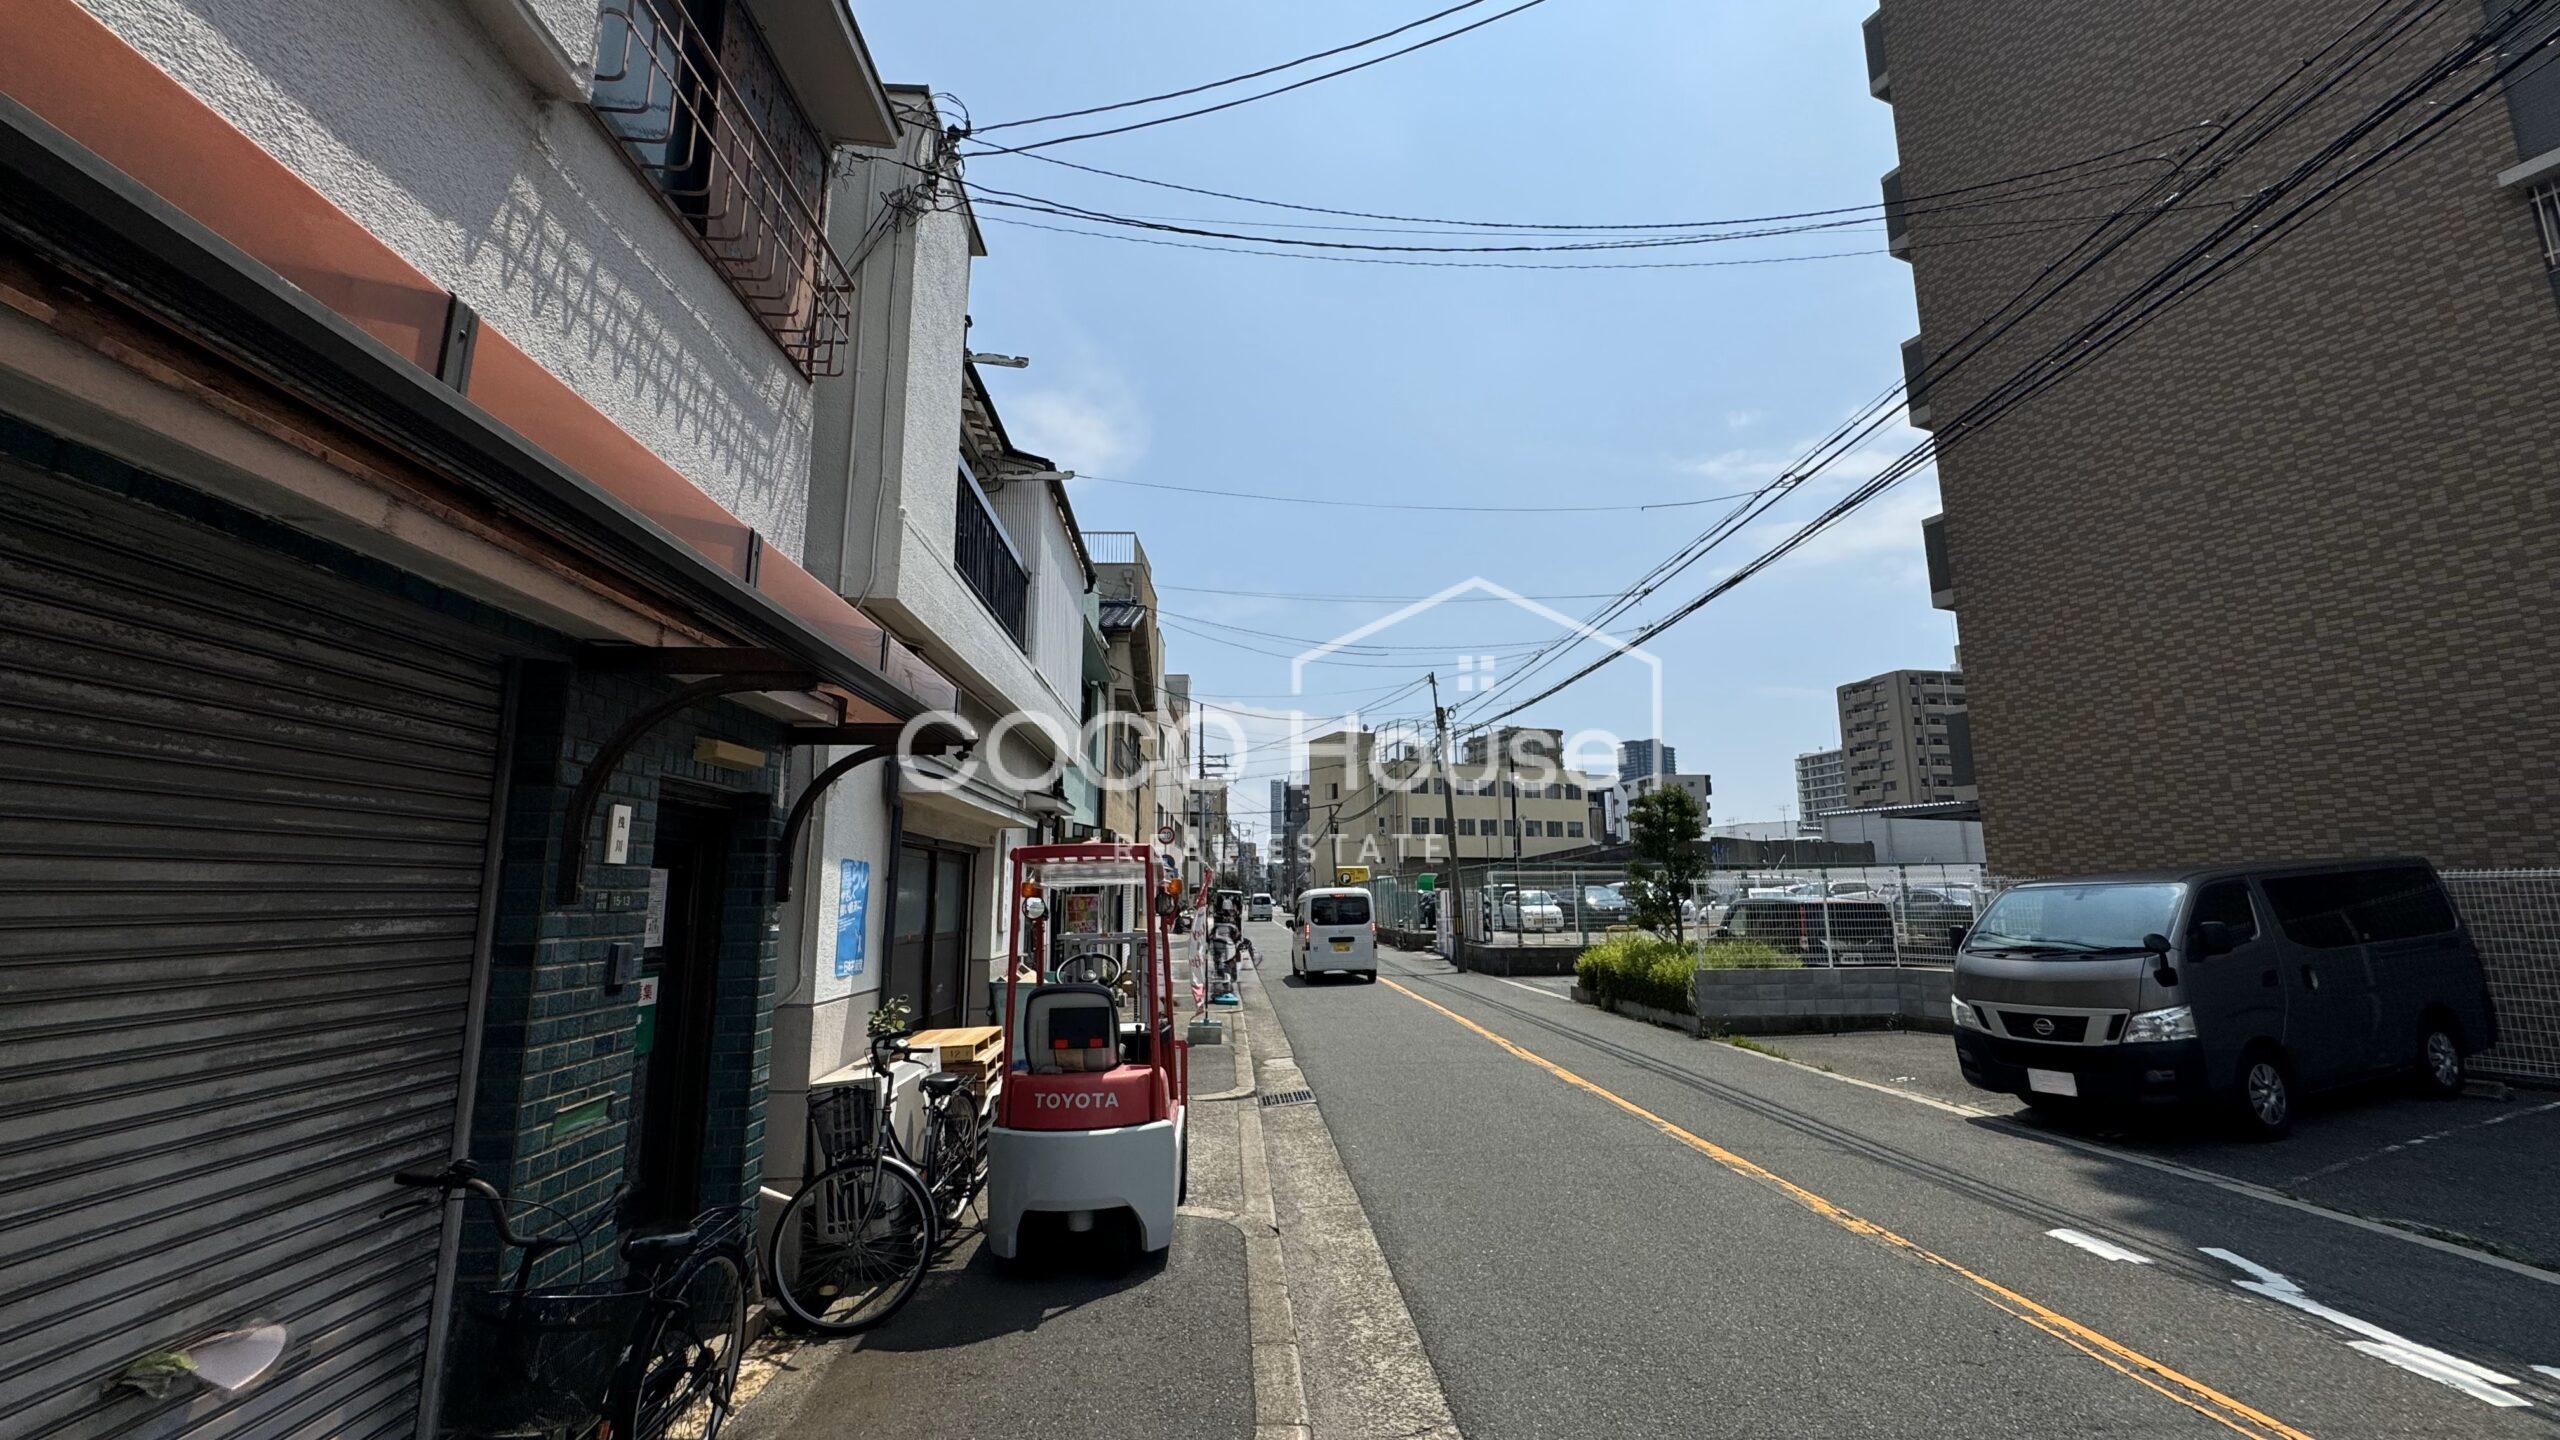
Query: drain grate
[[1258, 1087, 1315, 1108]]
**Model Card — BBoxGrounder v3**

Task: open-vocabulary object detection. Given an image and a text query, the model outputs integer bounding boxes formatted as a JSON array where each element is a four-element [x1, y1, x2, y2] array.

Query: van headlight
[[2122, 1006, 2198, 1043], [1951, 996, 1988, 1031]]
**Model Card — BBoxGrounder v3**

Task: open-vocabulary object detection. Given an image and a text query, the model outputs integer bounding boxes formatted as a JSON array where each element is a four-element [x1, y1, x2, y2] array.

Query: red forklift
[[986, 842, 1188, 1258]]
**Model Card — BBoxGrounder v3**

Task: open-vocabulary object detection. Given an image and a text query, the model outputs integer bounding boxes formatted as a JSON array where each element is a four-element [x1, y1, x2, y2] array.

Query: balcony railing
[[954, 467, 1028, 645], [590, 0, 855, 375], [1083, 530, 1141, 567]]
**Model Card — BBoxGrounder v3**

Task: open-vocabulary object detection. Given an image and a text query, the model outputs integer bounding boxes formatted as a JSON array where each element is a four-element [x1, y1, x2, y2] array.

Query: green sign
[[1415, 873, 1437, 893], [632, 975, 660, 1057]]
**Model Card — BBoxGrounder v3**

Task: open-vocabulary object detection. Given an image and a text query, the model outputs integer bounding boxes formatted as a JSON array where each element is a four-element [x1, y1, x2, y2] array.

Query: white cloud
[[1724, 409, 1762, 431], [1008, 376, 1150, 475]]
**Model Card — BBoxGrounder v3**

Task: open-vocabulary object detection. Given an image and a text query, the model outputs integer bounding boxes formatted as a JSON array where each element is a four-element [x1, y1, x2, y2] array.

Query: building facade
[[1795, 748, 1849, 833], [1603, 771, 1714, 841], [1868, 0, 2560, 873], [0, 2, 965, 1433], [1306, 730, 1596, 878], [767, 90, 1116, 1200], [1836, 668, 1973, 811], [1617, 737, 1679, 785]]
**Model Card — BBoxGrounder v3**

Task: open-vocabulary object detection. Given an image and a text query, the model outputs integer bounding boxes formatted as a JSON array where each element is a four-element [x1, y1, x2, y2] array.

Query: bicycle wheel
[[612, 1250, 746, 1440], [925, 1102, 983, 1231], [767, 1158, 933, 1334]]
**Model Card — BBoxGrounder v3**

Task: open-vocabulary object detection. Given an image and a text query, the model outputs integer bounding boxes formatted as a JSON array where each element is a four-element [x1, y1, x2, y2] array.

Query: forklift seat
[[1023, 984, 1121, 1075]]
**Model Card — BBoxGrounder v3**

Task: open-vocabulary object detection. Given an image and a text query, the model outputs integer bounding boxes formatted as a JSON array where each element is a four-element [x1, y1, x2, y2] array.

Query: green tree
[[1624, 785, 1706, 943]]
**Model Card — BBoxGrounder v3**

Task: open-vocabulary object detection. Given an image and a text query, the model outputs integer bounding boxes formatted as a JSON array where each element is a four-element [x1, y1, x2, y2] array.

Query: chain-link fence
[[1443, 862, 2006, 968], [1425, 862, 2558, 1080], [2440, 870, 2560, 1084]]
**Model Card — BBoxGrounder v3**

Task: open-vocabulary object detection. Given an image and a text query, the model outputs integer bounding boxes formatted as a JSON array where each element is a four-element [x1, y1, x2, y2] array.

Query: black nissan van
[[1950, 859, 2497, 1138]]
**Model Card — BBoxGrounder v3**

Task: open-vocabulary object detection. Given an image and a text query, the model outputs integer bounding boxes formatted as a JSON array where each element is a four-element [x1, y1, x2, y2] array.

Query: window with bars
[[589, 0, 854, 373]]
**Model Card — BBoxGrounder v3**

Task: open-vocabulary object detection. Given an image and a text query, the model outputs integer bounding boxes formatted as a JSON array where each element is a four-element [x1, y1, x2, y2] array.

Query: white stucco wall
[[802, 96, 1074, 749], [79, 0, 816, 557], [770, 751, 895, 1189], [990, 480, 1091, 715]]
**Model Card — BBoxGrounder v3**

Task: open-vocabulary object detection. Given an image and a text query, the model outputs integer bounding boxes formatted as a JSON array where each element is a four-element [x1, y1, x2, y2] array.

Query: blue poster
[[834, 859, 870, 979]]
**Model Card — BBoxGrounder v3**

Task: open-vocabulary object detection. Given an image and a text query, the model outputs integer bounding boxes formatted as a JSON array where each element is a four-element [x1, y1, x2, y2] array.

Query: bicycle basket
[[807, 1081, 880, 1171], [439, 1281, 649, 1436]]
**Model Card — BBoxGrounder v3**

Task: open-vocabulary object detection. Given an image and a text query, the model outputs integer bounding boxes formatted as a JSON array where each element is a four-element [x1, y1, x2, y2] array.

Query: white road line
[[2289, 1099, 2560, 1186], [1701, 1037, 2560, 1288], [1488, 975, 1570, 1000], [2046, 1227, 2155, 1264], [2202, 1248, 2530, 1408], [2533, 1365, 2560, 1382]]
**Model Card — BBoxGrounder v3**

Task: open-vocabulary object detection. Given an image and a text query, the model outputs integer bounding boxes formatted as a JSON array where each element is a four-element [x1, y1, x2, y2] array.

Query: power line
[[1078, 473, 1770, 513], [971, 0, 1504, 135], [964, 0, 1556, 153], [1462, 0, 2539, 732], [978, 215, 1892, 271], [1467, 0, 2453, 718], [1157, 583, 1626, 604], [960, 128, 2199, 232], [1152, 602, 1639, 654], [1452, 0, 2454, 727]]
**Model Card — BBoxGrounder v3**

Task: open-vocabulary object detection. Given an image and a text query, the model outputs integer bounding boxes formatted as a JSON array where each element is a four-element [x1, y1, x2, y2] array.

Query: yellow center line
[[1378, 976, 2316, 1440]]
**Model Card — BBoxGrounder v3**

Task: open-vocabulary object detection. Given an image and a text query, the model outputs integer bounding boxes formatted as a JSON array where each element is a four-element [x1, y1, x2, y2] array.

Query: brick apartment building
[[1869, 0, 2560, 875]]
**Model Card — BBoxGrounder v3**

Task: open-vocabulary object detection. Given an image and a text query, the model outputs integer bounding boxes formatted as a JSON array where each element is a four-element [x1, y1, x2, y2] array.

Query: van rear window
[[2263, 866, 2456, 948], [1310, 895, 1370, 926]]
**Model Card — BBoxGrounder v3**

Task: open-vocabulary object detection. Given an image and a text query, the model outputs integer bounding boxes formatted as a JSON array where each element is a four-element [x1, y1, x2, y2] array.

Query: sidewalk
[[727, 998, 1268, 1440], [1735, 1027, 2560, 1270]]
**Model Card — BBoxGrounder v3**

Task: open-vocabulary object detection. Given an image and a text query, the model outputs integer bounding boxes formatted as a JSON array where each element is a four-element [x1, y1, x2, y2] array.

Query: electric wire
[[970, 0, 1504, 134], [1460, 0, 2540, 731], [965, 0, 1556, 153]]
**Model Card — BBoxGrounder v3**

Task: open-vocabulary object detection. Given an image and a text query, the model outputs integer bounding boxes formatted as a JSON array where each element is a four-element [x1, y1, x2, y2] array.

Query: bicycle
[[389, 1159, 750, 1440], [765, 1030, 986, 1334]]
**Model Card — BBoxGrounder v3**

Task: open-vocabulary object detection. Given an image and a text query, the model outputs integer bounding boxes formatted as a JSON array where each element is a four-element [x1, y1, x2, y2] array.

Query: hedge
[[1574, 935, 1797, 1015]]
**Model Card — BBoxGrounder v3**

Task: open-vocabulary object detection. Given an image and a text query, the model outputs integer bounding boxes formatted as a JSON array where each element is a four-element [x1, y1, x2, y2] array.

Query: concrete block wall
[[1693, 967, 1955, 1036]]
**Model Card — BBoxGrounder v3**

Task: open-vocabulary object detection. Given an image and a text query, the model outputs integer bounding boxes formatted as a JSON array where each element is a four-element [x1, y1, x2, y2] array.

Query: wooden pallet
[[908, 1025, 1004, 1075]]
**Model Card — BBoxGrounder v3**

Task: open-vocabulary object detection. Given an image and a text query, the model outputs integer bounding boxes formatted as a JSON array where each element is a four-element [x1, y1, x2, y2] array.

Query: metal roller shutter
[[0, 465, 506, 1439]]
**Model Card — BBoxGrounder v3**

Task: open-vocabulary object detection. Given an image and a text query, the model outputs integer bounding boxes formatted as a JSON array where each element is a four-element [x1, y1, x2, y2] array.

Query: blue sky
[[857, 1, 1959, 836]]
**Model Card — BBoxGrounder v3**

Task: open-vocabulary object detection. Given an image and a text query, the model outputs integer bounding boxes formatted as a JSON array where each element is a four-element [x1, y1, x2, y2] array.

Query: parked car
[[1577, 885, 1633, 927], [1293, 887, 1378, 981], [1949, 859, 2496, 1139], [1248, 893, 1275, 921], [1718, 895, 1899, 964], [1893, 886, 1981, 945], [1480, 886, 1566, 933]]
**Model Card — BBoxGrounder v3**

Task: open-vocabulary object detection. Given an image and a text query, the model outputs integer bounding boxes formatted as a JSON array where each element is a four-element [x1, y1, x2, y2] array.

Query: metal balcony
[[589, 0, 855, 375], [954, 465, 1028, 645]]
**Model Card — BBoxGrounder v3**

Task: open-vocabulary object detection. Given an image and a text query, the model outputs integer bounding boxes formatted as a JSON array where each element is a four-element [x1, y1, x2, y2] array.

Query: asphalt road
[[1253, 923, 2560, 1439]]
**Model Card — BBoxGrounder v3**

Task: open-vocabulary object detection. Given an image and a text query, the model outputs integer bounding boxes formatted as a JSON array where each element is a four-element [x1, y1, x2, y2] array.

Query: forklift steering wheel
[[1051, 951, 1126, 986]]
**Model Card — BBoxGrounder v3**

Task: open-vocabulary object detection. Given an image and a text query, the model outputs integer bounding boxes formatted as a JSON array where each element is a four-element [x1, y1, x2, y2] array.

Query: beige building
[[1093, 534, 1161, 848], [1836, 668, 1974, 810], [1306, 729, 1596, 879]]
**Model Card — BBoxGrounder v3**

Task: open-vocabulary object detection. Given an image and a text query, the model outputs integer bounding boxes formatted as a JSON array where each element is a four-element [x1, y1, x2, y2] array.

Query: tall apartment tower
[[1617, 737, 1677, 785], [1835, 669, 1974, 810]]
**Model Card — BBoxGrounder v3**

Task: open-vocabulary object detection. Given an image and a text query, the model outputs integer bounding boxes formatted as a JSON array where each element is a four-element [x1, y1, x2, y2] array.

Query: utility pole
[[1506, 730, 1524, 866], [1429, 673, 1464, 958]]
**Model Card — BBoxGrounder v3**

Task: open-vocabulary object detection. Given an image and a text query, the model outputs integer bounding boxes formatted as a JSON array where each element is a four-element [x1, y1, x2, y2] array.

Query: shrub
[[1695, 939, 1798, 972], [1576, 936, 1801, 1015], [1575, 933, 1701, 1014]]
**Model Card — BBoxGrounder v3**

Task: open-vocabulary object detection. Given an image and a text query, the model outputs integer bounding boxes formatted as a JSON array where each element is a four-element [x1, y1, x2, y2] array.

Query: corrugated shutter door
[[0, 467, 504, 1440]]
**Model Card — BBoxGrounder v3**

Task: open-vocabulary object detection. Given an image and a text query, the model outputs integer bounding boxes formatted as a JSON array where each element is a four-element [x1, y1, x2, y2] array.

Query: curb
[[1195, 978, 1312, 1438]]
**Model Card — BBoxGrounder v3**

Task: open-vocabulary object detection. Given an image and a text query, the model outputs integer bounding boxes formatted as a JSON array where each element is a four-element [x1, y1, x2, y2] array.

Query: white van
[[1248, 893, 1275, 921], [1291, 887, 1378, 982]]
